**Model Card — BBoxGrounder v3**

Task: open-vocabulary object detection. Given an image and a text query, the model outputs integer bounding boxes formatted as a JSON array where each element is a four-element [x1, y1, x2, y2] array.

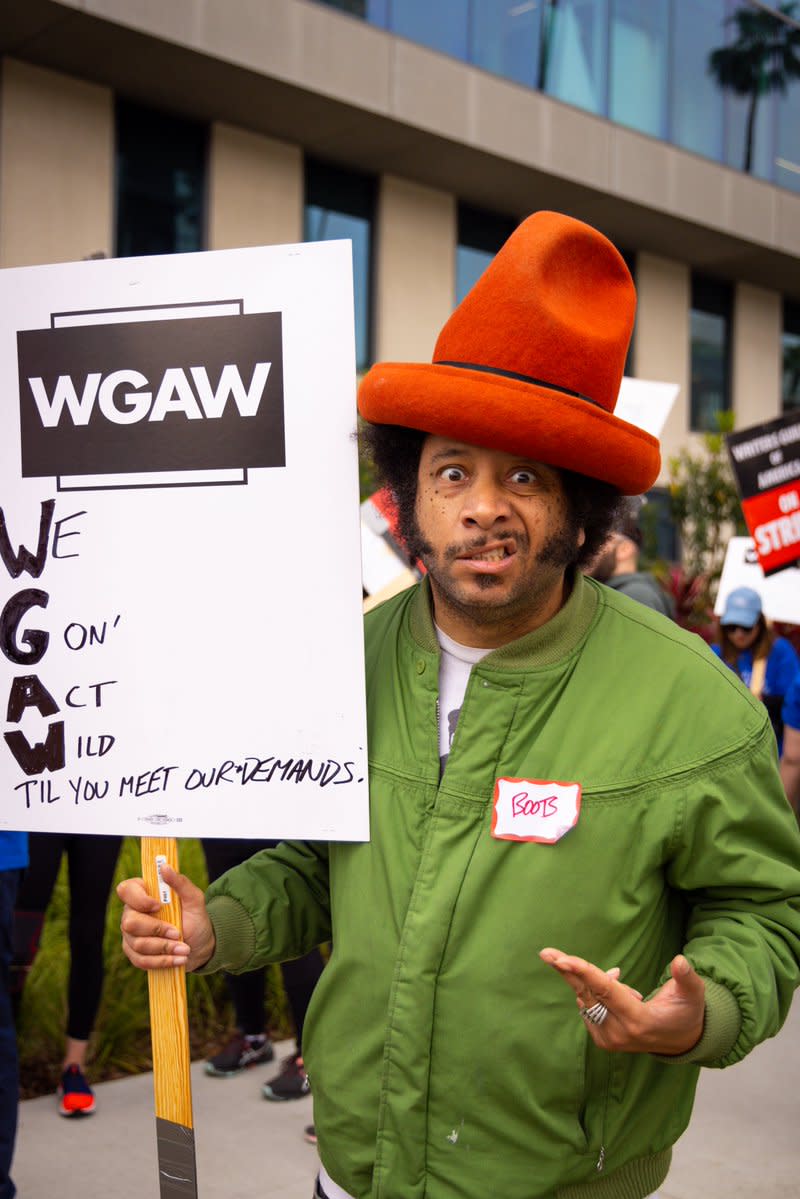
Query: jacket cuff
[[193, 895, 258, 975], [654, 976, 742, 1066]]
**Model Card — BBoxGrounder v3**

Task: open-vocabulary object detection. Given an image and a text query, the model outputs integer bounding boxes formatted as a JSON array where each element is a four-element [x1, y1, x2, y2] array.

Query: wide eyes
[[435, 465, 539, 486]]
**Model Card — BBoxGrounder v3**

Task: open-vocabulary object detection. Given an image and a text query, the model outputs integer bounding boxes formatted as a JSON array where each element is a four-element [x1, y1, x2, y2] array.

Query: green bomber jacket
[[202, 573, 800, 1199]]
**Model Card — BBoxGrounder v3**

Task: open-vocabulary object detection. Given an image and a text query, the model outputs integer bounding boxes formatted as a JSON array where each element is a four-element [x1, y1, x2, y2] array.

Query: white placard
[[0, 242, 369, 840], [715, 537, 800, 625], [615, 377, 679, 440]]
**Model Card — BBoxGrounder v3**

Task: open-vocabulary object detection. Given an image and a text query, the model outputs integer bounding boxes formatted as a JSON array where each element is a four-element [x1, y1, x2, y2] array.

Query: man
[[119, 212, 800, 1199], [586, 504, 675, 618]]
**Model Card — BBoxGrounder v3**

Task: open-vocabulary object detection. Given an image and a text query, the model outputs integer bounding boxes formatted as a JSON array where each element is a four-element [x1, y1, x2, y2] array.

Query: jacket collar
[[408, 570, 600, 671]]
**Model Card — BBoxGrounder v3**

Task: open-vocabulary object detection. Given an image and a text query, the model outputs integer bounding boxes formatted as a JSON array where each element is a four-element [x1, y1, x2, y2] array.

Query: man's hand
[[539, 947, 705, 1056], [118, 863, 216, 973]]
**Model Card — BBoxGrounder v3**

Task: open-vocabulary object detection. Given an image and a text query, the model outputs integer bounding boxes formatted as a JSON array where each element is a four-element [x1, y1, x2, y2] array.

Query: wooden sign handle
[[141, 836, 198, 1196]]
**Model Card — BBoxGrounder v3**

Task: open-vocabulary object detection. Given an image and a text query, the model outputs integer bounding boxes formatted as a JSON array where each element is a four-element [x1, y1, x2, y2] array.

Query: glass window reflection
[[776, 77, 800, 193], [305, 159, 376, 373], [609, 0, 668, 137], [115, 101, 206, 257], [470, 1, 543, 88], [540, 0, 609, 114], [690, 276, 731, 433], [671, 0, 725, 160], [390, 0, 469, 57]]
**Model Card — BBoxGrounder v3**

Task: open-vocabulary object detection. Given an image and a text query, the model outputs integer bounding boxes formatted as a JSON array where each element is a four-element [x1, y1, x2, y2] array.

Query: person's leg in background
[[10, 833, 64, 1024], [202, 839, 275, 1077], [57, 833, 122, 1116], [262, 948, 325, 1102], [0, 867, 24, 1199]]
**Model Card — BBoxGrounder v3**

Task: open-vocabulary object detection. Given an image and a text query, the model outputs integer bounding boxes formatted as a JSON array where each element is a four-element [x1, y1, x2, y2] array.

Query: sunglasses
[[723, 624, 755, 634]]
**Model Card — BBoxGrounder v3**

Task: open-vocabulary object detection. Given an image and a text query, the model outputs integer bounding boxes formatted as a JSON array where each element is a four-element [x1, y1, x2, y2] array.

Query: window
[[541, 0, 609, 116], [776, 74, 800, 194], [609, 0, 668, 138], [670, 0, 726, 161], [470, 0, 543, 88], [456, 204, 518, 305], [643, 487, 680, 564], [304, 158, 376, 373], [690, 275, 732, 433], [115, 100, 207, 257], [390, 0, 469, 57], [783, 301, 800, 410]]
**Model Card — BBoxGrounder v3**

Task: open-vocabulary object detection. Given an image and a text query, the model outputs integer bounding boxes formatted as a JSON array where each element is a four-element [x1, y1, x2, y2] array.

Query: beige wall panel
[[471, 73, 547, 170], [0, 58, 112, 267], [390, 41, 471, 143], [634, 252, 690, 483], [732, 283, 782, 429], [671, 152, 730, 233], [726, 173, 777, 247], [612, 134, 674, 214], [375, 176, 456, 364], [208, 123, 302, 250], [777, 192, 800, 288], [545, 103, 611, 192]]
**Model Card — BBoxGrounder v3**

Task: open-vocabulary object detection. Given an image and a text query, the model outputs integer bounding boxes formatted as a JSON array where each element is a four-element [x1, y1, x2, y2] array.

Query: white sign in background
[[716, 536, 800, 625], [1, 241, 369, 840]]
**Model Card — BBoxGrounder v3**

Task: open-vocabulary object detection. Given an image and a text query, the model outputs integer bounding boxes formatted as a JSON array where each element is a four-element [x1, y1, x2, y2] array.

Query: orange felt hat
[[358, 210, 660, 495]]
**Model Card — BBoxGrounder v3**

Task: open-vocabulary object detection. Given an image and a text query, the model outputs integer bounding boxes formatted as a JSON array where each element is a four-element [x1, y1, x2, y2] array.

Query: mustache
[[442, 531, 527, 563]]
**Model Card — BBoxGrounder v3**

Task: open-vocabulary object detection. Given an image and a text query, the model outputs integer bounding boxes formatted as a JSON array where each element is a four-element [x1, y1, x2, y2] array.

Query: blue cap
[[720, 586, 762, 629]]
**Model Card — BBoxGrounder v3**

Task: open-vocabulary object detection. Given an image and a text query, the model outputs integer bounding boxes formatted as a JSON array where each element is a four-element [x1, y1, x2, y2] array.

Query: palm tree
[[708, 2, 800, 173]]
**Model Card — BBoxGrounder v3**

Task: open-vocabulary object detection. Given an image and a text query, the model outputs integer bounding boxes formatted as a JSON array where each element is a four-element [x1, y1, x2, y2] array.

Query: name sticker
[[491, 777, 582, 843]]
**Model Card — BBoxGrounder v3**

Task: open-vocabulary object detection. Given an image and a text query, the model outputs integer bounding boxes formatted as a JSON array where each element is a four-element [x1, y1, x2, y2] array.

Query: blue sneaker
[[57, 1064, 95, 1117]]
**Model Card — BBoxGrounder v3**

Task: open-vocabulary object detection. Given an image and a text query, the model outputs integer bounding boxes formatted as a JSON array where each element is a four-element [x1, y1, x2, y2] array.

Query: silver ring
[[581, 1002, 609, 1026]]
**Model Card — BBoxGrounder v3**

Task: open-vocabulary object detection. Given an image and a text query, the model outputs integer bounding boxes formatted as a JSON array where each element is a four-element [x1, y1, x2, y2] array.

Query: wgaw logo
[[17, 308, 285, 484]]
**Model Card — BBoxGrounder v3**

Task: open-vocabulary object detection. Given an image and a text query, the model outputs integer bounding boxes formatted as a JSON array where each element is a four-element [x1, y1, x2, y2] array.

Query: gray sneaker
[[205, 1033, 274, 1077], [262, 1053, 310, 1100]]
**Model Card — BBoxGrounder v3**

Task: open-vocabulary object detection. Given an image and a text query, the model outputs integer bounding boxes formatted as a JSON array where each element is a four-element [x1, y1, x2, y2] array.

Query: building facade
[[0, 0, 798, 530]]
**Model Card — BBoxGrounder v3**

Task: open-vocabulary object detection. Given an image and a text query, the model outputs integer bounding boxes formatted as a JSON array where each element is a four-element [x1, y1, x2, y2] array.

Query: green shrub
[[18, 837, 293, 1096]]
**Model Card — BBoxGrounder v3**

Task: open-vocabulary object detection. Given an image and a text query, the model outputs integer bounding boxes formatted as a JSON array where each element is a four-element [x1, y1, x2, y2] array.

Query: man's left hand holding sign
[[118, 865, 215, 972]]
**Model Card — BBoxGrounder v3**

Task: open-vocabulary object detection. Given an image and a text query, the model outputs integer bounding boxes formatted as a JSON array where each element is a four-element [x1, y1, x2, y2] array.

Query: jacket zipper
[[595, 1053, 613, 1173]]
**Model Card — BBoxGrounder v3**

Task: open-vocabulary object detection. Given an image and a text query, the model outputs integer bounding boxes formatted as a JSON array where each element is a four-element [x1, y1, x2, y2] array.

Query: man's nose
[[461, 477, 511, 528]]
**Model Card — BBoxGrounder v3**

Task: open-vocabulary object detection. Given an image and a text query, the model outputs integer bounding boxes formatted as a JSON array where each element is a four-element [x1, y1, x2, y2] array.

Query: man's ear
[[577, 528, 586, 550]]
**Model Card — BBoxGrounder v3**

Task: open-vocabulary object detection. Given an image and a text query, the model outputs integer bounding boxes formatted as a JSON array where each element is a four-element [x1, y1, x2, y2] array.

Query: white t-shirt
[[436, 624, 492, 770]]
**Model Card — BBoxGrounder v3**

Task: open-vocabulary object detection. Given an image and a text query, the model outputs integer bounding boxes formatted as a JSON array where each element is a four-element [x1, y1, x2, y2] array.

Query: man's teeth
[[472, 548, 506, 561]]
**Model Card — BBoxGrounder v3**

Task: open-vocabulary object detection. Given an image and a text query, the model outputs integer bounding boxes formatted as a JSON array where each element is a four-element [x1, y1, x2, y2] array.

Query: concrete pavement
[[14, 1000, 799, 1198]]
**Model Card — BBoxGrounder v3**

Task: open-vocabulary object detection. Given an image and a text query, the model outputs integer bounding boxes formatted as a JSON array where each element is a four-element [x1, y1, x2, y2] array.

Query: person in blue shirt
[[713, 586, 800, 750], [780, 674, 800, 815], [0, 831, 27, 1199]]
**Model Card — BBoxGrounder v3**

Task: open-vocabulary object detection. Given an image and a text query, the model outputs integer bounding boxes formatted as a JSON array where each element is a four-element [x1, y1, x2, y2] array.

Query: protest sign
[[614, 376, 679, 440], [715, 537, 800, 625], [725, 412, 800, 576], [1, 241, 369, 842]]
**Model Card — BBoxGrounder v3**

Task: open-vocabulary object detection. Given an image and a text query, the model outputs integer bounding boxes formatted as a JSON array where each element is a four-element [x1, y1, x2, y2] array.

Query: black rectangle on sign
[[17, 311, 285, 479], [725, 412, 800, 500]]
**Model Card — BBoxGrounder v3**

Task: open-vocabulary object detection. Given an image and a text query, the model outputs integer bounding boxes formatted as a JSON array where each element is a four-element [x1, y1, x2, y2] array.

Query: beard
[[415, 517, 582, 631]]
